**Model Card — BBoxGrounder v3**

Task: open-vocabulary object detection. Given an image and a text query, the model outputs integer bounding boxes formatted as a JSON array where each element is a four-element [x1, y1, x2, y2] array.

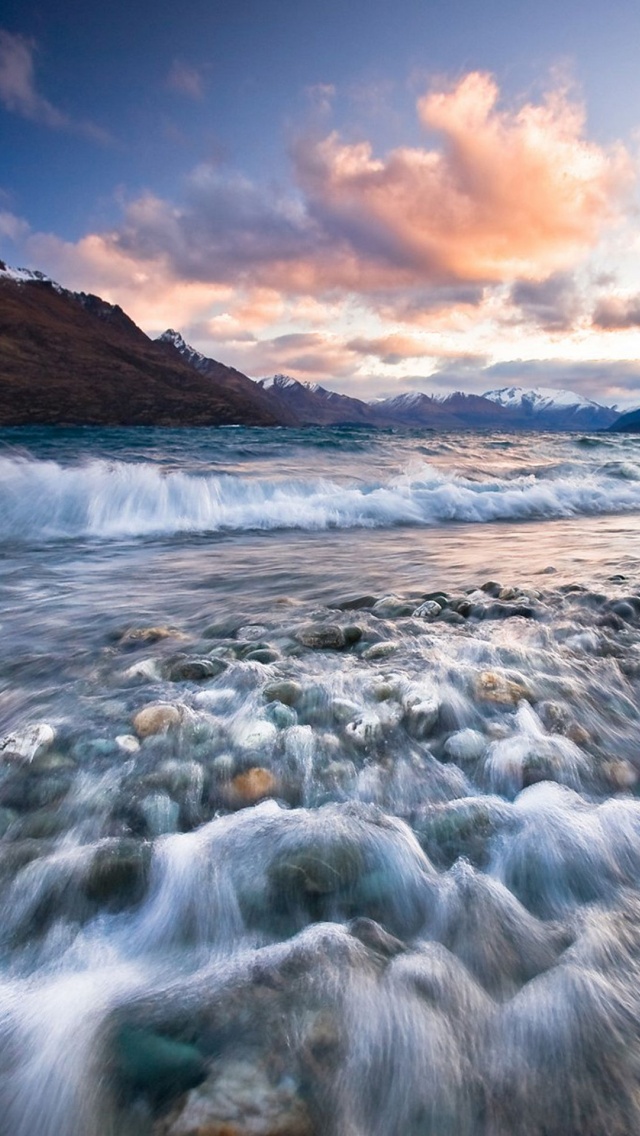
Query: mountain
[[483, 386, 617, 430], [257, 374, 387, 426], [0, 263, 286, 427], [372, 390, 523, 429], [608, 406, 640, 432], [156, 330, 299, 425]]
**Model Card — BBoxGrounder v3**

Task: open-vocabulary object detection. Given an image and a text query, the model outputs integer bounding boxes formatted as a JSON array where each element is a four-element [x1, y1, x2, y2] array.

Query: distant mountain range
[[0, 260, 633, 430]]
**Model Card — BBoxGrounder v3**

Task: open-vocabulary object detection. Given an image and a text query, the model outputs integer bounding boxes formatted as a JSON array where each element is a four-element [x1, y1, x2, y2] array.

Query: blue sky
[[2, 0, 640, 403]]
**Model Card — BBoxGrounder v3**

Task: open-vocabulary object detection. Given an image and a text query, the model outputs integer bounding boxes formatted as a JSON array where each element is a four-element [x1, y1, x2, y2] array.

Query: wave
[[2, 455, 640, 540]]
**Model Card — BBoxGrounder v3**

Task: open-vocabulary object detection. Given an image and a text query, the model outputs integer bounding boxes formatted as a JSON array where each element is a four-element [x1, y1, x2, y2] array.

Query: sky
[[2, 0, 640, 405]]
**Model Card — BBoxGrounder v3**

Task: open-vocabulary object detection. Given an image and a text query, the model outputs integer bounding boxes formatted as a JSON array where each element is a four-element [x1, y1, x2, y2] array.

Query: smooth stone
[[480, 581, 502, 596], [0, 723, 55, 764], [116, 1025, 206, 1104], [362, 641, 399, 661], [168, 657, 227, 682], [115, 735, 141, 754], [228, 767, 277, 805], [372, 595, 415, 618], [335, 594, 377, 611], [244, 648, 280, 664], [444, 729, 487, 764], [231, 719, 278, 753], [296, 623, 346, 650], [84, 840, 149, 906], [265, 702, 298, 729], [343, 624, 364, 645], [263, 680, 302, 706], [140, 792, 180, 837], [474, 670, 533, 705], [133, 703, 182, 738], [118, 626, 187, 645], [123, 658, 163, 682], [413, 600, 443, 619], [402, 685, 440, 738]]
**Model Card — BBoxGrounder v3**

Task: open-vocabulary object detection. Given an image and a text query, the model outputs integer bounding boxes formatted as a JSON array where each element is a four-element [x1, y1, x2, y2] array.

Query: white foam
[[1, 455, 640, 540]]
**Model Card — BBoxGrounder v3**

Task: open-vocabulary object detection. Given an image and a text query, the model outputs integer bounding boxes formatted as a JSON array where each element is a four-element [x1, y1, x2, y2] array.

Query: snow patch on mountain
[[483, 386, 605, 413]]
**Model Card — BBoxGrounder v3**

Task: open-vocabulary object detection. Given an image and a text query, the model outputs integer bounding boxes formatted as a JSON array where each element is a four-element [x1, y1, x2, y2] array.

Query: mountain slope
[[0, 264, 285, 427], [156, 331, 299, 425], [608, 406, 640, 432], [257, 374, 387, 426]]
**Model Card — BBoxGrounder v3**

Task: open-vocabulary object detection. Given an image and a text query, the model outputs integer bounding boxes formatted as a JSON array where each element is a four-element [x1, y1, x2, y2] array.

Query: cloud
[[293, 72, 632, 287], [166, 60, 205, 100], [592, 293, 640, 329], [347, 334, 436, 364], [509, 273, 583, 331], [0, 28, 109, 141], [51, 70, 629, 299]]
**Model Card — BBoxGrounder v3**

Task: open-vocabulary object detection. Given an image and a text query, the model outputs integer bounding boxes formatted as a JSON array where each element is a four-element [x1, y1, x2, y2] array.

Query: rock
[[118, 626, 187, 646], [140, 792, 180, 837], [0, 723, 55, 764], [603, 759, 637, 791], [133, 704, 182, 738], [361, 641, 398, 661], [228, 767, 278, 805], [232, 719, 278, 754], [403, 685, 440, 738], [474, 670, 532, 706], [343, 624, 364, 645], [168, 658, 227, 682], [413, 600, 443, 619], [123, 658, 163, 682], [244, 648, 280, 664], [265, 702, 298, 729], [116, 1025, 207, 1105], [480, 580, 502, 596], [115, 734, 141, 754], [335, 594, 377, 611], [443, 729, 486, 764], [263, 680, 302, 707], [84, 839, 149, 907], [236, 624, 270, 642], [296, 624, 346, 650], [154, 1058, 312, 1136], [372, 595, 415, 618]]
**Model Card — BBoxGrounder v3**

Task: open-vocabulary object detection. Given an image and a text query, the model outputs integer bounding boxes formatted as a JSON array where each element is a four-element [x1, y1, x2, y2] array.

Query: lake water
[[1, 425, 640, 1135]]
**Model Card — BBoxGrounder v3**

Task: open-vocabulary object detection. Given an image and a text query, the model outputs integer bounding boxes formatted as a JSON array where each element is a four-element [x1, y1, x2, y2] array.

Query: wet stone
[[263, 680, 302, 707], [168, 657, 227, 682], [296, 624, 347, 650], [133, 703, 182, 738]]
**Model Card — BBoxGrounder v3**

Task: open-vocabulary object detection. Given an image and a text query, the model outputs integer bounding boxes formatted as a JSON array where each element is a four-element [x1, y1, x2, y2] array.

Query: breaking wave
[[2, 454, 640, 540]]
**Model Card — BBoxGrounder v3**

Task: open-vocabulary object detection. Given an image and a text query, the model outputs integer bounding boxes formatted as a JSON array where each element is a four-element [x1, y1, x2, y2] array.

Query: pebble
[[474, 670, 533, 706], [228, 767, 277, 805], [0, 723, 56, 764], [362, 641, 399, 661], [372, 595, 416, 618], [413, 600, 443, 619], [168, 657, 227, 682], [444, 728, 487, 764], [118, 626, 187, 645], [115, 735, 141, 754], [263, 679, 302, 706], [296, 623, 346, 650], [133, 704, 182, 738]]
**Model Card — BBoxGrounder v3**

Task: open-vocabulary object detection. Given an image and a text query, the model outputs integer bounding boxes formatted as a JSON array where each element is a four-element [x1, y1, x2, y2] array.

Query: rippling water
[[1, 425, 640, 1135]]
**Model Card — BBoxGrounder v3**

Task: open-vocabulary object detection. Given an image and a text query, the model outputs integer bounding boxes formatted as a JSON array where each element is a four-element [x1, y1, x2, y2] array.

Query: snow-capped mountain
[[483, 386, 617, 429], [257, 375, 384, 426], [0, 260, 288, 426]]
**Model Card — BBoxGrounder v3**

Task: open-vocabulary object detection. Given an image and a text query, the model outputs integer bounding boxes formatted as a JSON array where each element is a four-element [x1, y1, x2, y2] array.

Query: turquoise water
[[1, 426, 640, 1135]]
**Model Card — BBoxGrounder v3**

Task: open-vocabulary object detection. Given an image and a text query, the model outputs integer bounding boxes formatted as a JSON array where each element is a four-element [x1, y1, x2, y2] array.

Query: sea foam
[[1, 455, 640, 540]]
